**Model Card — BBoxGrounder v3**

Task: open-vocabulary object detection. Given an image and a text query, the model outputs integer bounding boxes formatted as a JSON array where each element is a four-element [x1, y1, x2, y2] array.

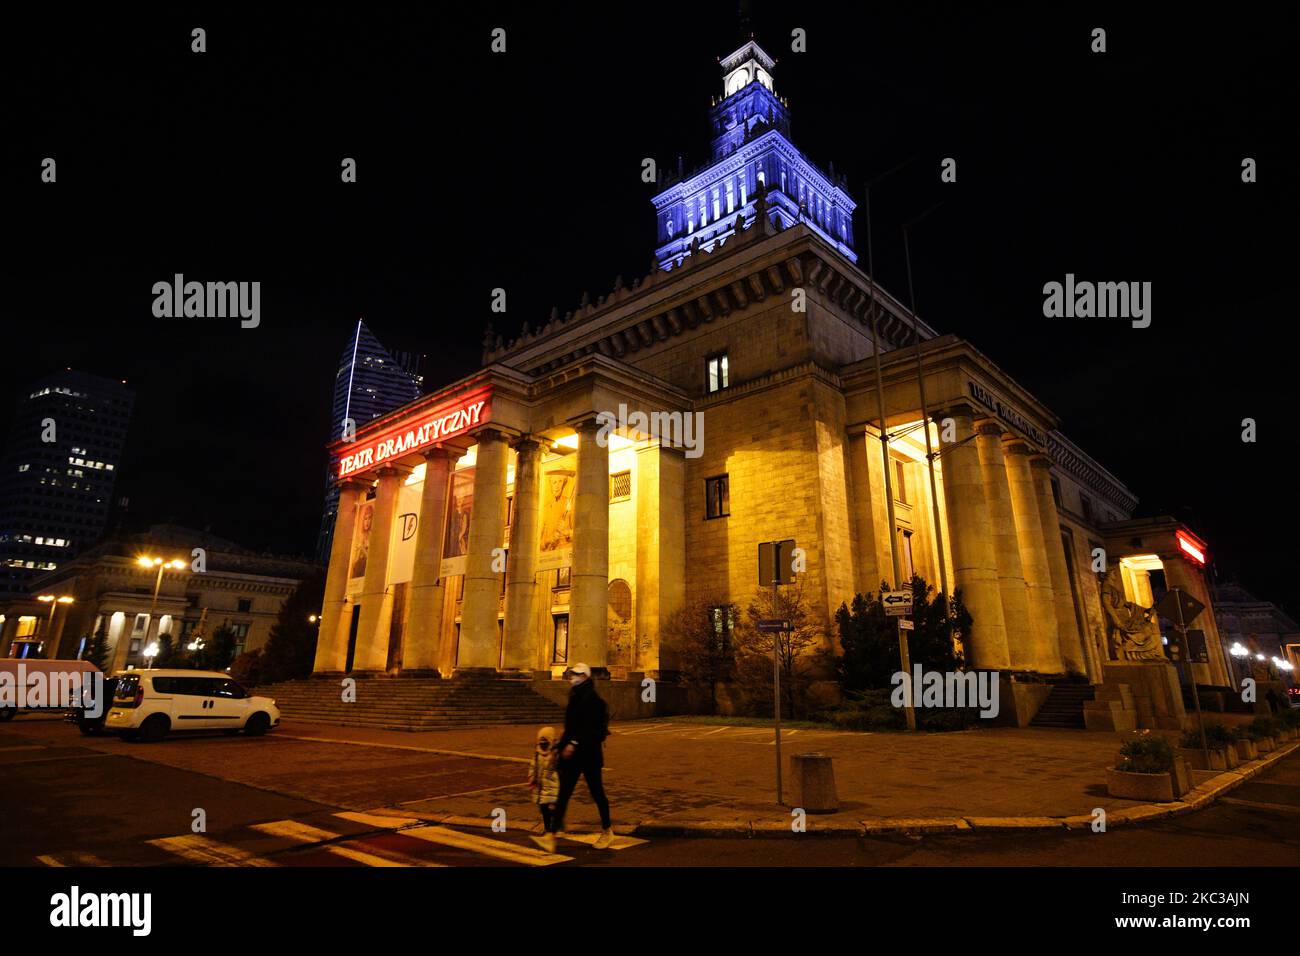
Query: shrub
[[822, 689, 903, 731], [1277, 708, 1300, 729], [1248, 715, 1280, 740], [230, 650, 263, 687], [1182, 724, 1236, 749], [1117, 735, 1175, 774]]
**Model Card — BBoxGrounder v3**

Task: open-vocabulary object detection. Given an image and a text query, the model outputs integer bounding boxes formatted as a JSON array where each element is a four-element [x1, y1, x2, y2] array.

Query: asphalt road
[[4, 716, 1297, 868]]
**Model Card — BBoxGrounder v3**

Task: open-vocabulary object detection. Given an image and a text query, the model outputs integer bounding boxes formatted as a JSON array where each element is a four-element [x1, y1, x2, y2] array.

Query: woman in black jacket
[[533, 663, 614, 851]]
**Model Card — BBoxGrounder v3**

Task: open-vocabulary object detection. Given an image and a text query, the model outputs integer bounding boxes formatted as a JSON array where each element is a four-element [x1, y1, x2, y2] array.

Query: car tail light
[[134, 686, 145, 707]]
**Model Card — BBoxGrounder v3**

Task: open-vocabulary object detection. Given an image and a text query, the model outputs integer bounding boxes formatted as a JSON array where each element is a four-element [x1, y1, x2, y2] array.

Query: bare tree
[[734, 580, 829, 719]]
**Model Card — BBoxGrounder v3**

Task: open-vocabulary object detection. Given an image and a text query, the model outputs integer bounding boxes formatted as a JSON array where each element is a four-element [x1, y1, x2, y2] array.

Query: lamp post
[[36, 594, 74, 655], [136, 556, 186, 668]]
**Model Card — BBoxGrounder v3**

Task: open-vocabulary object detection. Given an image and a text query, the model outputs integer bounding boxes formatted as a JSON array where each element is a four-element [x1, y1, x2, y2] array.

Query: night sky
[[4, 4, 1295, 612]]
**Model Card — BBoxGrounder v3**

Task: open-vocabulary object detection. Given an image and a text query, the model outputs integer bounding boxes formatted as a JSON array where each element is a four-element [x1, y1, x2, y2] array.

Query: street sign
[[1154, 588, 1205, 626], [883, 590, 913, 617], [898, 619, 914, 631], [757, 619, 791, 633], [758, 539, 797, 587]]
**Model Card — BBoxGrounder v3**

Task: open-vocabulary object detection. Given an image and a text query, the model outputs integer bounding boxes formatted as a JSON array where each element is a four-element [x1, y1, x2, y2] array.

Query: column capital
[[932, 401, 978, 422], [571, 416, 603, 435], [1004, 440, 1033, 457], [1028, 453, 1054, 470], [339, 476, 371, 493], [975, 420, 1003, 437], [511, 435, 545, 454], [421, 445, 457, 463], [376, 463, 413, 480], [470, 426, 512, 445]]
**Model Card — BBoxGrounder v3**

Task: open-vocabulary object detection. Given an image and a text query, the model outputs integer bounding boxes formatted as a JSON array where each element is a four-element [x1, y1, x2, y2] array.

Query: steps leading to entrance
[[254, 676, 565, 732], [1029, 683, 1096, 729]]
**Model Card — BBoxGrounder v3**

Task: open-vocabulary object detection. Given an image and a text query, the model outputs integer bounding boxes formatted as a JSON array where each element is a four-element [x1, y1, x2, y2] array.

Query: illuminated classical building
[[311, 35, 1229, 725]]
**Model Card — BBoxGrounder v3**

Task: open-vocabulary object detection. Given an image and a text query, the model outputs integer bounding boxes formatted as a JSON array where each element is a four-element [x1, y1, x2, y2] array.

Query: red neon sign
[[336, 387, 492, 479], [1176, 530, 1206, 566]]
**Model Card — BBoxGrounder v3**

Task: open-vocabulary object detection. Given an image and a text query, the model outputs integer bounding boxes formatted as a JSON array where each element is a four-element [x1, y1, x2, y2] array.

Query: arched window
[[666, 218, 675, 238]]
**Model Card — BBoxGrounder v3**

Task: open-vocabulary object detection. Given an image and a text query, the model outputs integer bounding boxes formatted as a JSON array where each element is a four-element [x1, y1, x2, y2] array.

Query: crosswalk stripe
[[148, 834, 277, 867], [556, 831, 648, 850], [400, 825, 572, 866], [35, 851, 110, 867], [327, 844, 446, 867], [250, 819, 341, 844], [336, 812, 570, 866]]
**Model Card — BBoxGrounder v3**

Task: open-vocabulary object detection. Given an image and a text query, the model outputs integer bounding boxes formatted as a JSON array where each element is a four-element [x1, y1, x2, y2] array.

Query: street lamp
[[135, 555, 187, 668], [143, 643, 159, 669]]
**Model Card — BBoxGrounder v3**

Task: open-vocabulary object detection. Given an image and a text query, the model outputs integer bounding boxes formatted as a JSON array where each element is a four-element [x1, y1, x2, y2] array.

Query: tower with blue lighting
[[651, 33, 857, 271]]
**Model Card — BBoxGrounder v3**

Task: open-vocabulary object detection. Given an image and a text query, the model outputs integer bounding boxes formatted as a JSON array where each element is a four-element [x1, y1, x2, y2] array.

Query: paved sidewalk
[[276, 717, 1299, 836]]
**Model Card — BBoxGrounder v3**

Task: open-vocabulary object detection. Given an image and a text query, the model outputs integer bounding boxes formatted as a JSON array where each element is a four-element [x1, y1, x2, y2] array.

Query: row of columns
[[938, 409, 1085, 674], [314, 421, 614, 678]]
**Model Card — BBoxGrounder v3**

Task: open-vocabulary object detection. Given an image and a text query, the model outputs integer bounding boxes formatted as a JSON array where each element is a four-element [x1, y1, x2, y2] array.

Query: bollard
[[790, 752, 838, 813]]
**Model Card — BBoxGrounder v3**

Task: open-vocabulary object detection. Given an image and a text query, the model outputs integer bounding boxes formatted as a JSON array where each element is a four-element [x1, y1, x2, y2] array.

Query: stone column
[[314, 479, 367, 674], [351, 464, 409, 674], [570, 419, 609, 674], [847, 430, 893, 595], [502, 438, 543, 672], [1004, 443, 1062, 673], [974, 423, 1035, 670], [402, 448, 454, 674], [1030, 455, 1088, 676], [940, 409, 1010, 670], [458, 429, 510, 671], [636, 442, 685, 676]]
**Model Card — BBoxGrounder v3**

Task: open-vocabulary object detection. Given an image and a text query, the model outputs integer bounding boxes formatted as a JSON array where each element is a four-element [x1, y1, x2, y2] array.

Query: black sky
[[3, 3, 1296, 611]]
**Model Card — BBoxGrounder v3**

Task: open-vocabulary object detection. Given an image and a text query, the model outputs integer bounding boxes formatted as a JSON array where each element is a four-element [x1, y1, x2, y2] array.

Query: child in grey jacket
[[528, 725, 561, 835]]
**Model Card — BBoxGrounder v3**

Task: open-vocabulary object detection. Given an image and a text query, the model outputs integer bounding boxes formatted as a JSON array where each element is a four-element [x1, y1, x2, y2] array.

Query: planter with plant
[[1232, 726, 1258, 761], [1107, 735, 1189, 801], [1177, 724, 1237, 771], [1246, 716, 1281, 753]]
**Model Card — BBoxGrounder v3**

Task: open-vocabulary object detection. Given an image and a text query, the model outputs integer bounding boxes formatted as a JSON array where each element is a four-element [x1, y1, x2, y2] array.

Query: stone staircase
[[1029, 682, 1096, 729], [254, 673, 564, 732]]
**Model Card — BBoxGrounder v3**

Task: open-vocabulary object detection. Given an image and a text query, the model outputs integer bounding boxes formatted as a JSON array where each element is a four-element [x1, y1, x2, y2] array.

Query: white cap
[[570, 663, 592, 678]]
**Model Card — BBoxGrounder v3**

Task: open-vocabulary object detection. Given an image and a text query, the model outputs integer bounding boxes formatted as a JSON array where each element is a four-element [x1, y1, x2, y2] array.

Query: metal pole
[[903, 221, 950, 603], [771, 542, 783, 804], [147, 563, 165, 669], [898, 618, 916, 730], [1177, 588, 1210, 767], [864, 184, 902, 591]]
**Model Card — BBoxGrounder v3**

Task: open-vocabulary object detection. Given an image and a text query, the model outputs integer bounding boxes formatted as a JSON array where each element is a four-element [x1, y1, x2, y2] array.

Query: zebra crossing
[[35, 810, 648, 868]]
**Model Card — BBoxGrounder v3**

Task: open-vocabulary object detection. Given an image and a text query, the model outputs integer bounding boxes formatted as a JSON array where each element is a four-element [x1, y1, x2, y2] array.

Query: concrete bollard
[[790, 752, 838, 813]]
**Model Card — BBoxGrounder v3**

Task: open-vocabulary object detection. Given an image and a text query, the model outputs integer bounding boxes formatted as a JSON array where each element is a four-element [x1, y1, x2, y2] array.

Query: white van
[[104, 669, 280, 742], [0, 658, 102, 720]]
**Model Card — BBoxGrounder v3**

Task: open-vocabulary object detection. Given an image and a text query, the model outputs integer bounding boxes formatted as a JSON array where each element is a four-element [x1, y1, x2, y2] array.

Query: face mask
[[569, 675, 584, 686]]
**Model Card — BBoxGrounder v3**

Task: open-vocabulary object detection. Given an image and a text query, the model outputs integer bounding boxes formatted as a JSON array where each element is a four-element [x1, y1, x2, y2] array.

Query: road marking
[[1220, 796, 1300, 814], [398, 781, 525, 804], [328, 843, 446, 867], [272, 732, 528, 763], [336, 812, 571, 865], [703, 726, 731, 736], [556, 831, 648, 850], [399, 825, 572, 865], [36, 851, 109, 867], [147, 834, 277, 867], [251, 819, 341, 843]]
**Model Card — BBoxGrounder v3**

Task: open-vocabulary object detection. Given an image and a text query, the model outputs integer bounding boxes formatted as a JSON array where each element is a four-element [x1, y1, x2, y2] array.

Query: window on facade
[[899, 529, 915, 581], [609, 470, 631, 502], [894, 460, 908, 504], [666, 218, 675, 238], [500, 551, 509, 595], [712, 192, 720, 221], [705, 475, 730, 519], [1080, 495, 1095, 524], [726, 182, 734, 214], [1051, 478, 1062, 508], [553, 615, 569, 664], [707, 353, 729, 393], [237, 598, 252, 613], [555, 567, 571, 589]]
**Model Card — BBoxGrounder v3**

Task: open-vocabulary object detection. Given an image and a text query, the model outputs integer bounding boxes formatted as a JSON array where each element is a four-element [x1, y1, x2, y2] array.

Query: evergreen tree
[[259, 570, 326, 683], [84, 622, 110, 670]]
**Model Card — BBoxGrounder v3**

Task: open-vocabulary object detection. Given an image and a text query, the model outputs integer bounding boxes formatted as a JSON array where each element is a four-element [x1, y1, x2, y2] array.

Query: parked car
[[104, 670, 280, 743], [0, 658, 102, 721]]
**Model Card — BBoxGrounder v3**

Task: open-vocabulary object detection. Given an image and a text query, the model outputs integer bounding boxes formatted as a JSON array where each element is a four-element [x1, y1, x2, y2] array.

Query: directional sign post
[[758, 540, 796, 805], [881, 585, 917, 730], [883, 590, 913, 617], [1157, 586, 1209, 766]]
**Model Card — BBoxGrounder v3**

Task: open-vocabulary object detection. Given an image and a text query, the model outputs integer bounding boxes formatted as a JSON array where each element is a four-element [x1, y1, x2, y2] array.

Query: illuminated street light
[[1229, 643, 1249, 657], [143, 643, 159, 669], [308, 614, 319, 624], [133, 554, 188, 670], [36, 594, 75, 644]]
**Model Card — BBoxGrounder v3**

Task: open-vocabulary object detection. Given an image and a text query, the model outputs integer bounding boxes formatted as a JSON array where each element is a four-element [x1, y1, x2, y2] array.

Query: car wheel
[[244, 712, 270, 736], [139, 714, 170, 743]]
